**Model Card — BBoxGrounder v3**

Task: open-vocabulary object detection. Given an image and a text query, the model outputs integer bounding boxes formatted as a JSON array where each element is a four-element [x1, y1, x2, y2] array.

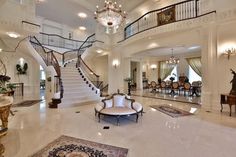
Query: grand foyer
[[0, 0, 236, 157]]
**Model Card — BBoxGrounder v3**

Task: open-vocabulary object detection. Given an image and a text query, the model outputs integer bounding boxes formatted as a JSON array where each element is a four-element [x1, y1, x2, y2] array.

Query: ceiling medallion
[[94, 0, 127, 34], [166, 48, 180, 65]]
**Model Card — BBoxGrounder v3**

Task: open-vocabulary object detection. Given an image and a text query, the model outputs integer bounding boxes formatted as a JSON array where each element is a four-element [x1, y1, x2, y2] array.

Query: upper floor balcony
[[115, 0, 217, 44]]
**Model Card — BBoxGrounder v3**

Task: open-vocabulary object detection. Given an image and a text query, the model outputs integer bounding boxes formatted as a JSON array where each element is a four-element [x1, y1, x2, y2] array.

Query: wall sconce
[[150, 64, 157, 70], [224, 48, 236, 60], [112, 59, 119, 68]]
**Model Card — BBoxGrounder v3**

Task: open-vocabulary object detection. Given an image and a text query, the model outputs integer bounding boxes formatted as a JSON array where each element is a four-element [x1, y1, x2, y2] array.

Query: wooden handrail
[[76, 34, 95, 55], [78, 56, 99, 78], [30, 36, 63, 102], [101, 84, 108, 91], [123, 0, 216, 40], [30, 39, 62, 55], [30, 36, 61, 77], [125, 0, 199, 29], [22, 21, 41, 27], [50, 51, 61, 77]]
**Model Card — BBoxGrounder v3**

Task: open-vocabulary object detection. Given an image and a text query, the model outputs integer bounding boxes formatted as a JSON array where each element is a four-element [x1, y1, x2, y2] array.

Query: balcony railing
[[124, 0, 216, 40], [77, 55, 100, 89], [63, 34, 103, 64], [36, 32, 87, 50], [30, 36, 63, 98]]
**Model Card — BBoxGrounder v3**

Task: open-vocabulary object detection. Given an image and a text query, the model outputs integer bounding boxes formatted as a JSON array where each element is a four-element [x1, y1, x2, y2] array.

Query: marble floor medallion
[[30, 135, 128, 157], [150, 105, 193, 118]]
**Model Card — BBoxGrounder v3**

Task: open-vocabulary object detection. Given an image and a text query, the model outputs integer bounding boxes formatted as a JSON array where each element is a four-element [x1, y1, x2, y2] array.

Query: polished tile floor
[[132, 89, 201, 105], [1, 94, 236, 157]]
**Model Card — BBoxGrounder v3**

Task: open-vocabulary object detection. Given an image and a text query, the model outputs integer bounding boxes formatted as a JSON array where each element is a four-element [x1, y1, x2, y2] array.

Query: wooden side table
[[220, 94, 236, 116]]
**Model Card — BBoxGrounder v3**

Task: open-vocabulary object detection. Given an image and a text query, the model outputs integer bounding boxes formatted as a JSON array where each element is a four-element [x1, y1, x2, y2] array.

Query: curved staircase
[[60, 61, 101, 108], [30, 34, 103, 108]]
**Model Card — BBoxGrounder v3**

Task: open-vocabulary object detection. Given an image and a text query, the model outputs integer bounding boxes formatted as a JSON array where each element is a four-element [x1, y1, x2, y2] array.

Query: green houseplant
[[6, 83, 16, 96], [0, 75, 11, 94]]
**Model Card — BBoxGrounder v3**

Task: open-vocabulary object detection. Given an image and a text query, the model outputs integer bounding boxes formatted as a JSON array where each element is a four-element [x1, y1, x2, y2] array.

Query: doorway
[[39, 65, 46, 100], [130, 61, 138, 91]]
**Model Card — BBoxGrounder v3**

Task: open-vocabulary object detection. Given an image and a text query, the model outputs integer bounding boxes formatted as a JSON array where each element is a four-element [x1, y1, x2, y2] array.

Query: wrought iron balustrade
[[36, 32, 85, 50], [124, 0, 216, 40]]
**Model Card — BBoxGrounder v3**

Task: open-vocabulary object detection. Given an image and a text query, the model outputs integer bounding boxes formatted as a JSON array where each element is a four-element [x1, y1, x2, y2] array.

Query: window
[[188, 66, 201, 83], [40, 65, 46, 80], [164, 66, 178, 81]]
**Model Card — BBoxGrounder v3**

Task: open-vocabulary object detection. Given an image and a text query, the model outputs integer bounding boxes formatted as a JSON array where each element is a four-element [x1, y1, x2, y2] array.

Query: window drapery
[[186, 57, 202, 77], [158, 61, 175, 80]]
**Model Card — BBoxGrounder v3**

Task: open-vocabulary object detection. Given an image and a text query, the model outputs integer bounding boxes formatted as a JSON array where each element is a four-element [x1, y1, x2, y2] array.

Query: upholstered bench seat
[[94, 92, 143, 125], [95, 102, 143, 113], [100, 107, 137, 116]]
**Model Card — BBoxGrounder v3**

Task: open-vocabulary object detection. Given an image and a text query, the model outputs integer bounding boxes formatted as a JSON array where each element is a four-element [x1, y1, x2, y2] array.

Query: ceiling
[[36, 0, 96, 33], [134, 46, 201, 57], [36, 0, 147, 33]]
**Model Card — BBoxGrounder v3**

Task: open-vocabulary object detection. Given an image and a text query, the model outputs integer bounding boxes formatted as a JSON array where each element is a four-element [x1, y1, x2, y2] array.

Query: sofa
[[95, 92, 143, 125]]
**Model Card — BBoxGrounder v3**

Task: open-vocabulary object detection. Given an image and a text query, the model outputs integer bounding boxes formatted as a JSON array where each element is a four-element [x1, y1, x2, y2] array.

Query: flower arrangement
[[16, 63, 28, 75]]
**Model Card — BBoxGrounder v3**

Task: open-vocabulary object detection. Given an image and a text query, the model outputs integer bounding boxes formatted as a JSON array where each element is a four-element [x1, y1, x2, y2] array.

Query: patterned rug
[[150, 105, 193, 118], [12, 100, 41, 107], [30, 135, 129, 157]]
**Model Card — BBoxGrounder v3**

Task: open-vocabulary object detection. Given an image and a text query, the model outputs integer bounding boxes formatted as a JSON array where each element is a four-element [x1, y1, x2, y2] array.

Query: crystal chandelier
[[166, 48, 180, 65], [94, 0, 127, 34]]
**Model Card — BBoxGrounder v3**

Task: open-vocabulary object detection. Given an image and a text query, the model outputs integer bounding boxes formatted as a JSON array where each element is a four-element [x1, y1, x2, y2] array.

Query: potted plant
[[6, 83, 16, 96], [0, 75, 11, 95]]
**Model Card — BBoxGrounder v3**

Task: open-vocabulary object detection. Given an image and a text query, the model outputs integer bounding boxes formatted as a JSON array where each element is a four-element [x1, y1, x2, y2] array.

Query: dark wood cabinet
[[220, 94, 236, 116]]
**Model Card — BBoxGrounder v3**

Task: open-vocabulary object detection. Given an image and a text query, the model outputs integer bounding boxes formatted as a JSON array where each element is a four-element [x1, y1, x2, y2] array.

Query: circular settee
[[95, 93, 143, 125]]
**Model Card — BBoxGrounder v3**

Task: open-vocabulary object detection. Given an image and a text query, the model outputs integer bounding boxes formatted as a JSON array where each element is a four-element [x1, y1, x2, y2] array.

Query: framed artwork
[[157, 7, 176, 26]]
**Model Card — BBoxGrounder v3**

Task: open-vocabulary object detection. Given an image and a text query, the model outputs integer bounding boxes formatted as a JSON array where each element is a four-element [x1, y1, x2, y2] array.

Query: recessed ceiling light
[[0, 48, 2, 52], [96, 49, 103, 53], [188, 46, 200, 50], [6, 32, 20, 38], [36, 0, 46, 3], [78, 12, 87, 18], [79, 26, 86, 31]]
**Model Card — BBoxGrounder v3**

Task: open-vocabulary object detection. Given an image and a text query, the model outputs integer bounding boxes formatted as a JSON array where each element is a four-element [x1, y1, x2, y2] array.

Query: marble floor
[[132, 89, 201, 105], [1, 94, 236, 157]]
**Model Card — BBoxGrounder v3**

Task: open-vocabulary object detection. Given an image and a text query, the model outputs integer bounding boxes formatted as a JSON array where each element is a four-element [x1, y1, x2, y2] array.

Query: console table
[[220, 94, 236, 116]]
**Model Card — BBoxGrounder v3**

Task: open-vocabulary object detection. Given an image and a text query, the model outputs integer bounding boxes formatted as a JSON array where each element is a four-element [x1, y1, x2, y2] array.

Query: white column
[[135, 62, 143, 90], [201, 24, 218, 110]]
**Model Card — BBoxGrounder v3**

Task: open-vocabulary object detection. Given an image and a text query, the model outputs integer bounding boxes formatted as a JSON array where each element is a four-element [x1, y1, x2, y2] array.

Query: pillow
[[113, 95, 125, 107], [124, 99, 132, 108], [104, 99, 113, 108]]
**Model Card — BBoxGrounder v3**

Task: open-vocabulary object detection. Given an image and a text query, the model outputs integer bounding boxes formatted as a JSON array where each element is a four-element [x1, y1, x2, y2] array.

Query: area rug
[[12, 100, 42, 107], [30, 135, 129, 157], [150, 105, 193, 118]]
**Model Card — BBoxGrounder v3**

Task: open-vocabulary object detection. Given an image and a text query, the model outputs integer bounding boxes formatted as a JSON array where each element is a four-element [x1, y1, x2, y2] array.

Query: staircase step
[[59, 62, 100, 108]]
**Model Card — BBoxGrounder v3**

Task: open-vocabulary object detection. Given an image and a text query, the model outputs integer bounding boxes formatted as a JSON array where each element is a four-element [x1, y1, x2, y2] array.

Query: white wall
[[84, 55, 108, 86], [0, 49, 40, 97], [37, 17, 90, 41], [217, 21, 236, 96]]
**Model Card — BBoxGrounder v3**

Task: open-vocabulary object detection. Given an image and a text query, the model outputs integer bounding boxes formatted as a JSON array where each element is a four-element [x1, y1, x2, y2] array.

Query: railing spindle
[[123, 0, 216, 40]]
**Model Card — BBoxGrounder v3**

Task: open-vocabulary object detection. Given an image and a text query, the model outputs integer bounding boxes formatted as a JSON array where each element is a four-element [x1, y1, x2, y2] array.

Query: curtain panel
[[158, 61, 175, 80], [186, 57, 202, 77]]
